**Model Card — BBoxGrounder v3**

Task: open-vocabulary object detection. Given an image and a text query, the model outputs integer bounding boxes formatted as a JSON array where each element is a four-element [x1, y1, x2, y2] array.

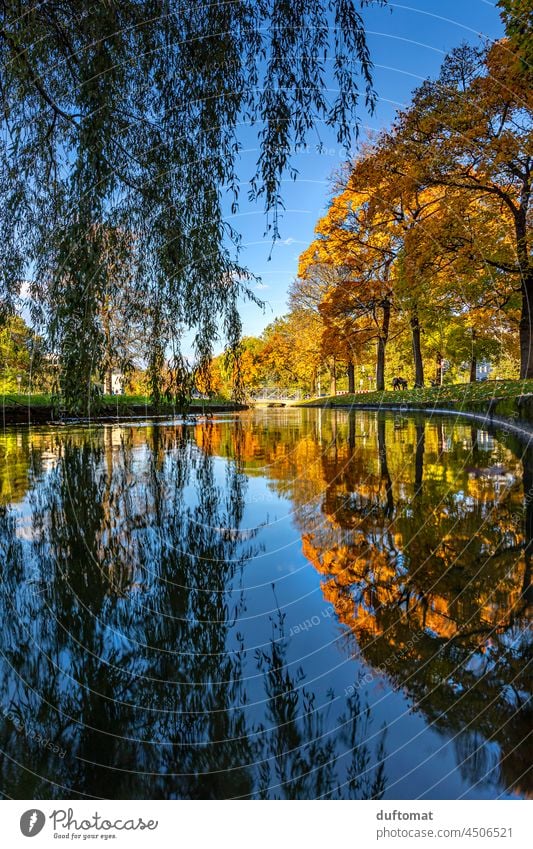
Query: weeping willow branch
[[0, 0, 385, 411]]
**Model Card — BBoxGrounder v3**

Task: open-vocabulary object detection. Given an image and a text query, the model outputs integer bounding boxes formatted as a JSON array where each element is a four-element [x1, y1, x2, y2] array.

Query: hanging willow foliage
[[0, 0, 385, 411]]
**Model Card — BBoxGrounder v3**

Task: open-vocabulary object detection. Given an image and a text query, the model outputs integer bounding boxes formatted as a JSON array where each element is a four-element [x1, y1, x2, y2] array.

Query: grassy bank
[[1, 393, 230, 408], [300, 379, 533, 422]]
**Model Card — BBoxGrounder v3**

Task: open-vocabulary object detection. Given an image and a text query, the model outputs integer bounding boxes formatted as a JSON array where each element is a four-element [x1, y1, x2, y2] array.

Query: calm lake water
[[0, 409, 531, 800]]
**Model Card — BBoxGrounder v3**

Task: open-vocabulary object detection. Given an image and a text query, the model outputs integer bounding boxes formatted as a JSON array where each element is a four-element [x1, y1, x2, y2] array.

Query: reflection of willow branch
[[254, 610, 387, 800], [0, 424, 388, 799], [0, 427, 252, 797]]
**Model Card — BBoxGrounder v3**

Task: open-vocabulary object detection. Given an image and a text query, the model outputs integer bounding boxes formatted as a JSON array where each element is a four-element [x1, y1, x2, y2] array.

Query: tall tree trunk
[[435, 352, 443, 386], [347, 361, 355, 394], [329, 358, 337, 396], [469, 355, 477, 383], [332, 410, 338, 458], [437, 423, 445, 455], [102, 295, 113, 394], [469, 328, 477, 383], [376, 299, 391, 392], [519, 274, 533, 378], [410, 309, 424, 387], [516, 206, 533, 379]]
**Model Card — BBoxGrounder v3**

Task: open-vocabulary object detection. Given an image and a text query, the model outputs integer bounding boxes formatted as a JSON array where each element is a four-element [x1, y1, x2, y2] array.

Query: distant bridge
[[250, 388, 352, 405], [249, 389, 303, 405]]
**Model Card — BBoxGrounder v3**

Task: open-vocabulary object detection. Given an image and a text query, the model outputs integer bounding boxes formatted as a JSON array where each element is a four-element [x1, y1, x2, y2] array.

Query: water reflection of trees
[[311, 416, 530, 798], [0, 422, 386, 799], [188, 410, 532, 797]]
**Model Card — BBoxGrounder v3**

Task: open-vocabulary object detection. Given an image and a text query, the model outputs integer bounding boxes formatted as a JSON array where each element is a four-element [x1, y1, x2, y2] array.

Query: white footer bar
[[4, 799, 531, 848]]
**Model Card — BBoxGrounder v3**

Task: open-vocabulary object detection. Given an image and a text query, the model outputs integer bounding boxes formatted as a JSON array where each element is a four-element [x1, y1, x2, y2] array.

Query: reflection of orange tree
[[192, 411, 531, 796], [312, 524, 531, 796], [298, 419, 531, 797]]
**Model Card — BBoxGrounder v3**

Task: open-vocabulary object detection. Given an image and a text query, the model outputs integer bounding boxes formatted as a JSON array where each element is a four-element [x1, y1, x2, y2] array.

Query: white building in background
[[459, 359, 493, 381], [110, 371, 124, 394], [476, 359, 492, 381]]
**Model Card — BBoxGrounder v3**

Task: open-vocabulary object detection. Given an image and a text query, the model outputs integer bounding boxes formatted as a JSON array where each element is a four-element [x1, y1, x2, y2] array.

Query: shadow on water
[[0, 421, 386, 799]]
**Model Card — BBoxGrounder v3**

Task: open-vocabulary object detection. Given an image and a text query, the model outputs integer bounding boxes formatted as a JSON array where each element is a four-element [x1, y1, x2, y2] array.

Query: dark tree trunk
[[347, 361, 355, 394], [519, 271, 533, 379], [516, 205, 533, 379], [376, 299, 391, 392], [410, 309, 424, 387], [469, 327, 477, 383], [376, 342, 385, 392], [435, 352, 443, 386], [102, 298, 113, 395]]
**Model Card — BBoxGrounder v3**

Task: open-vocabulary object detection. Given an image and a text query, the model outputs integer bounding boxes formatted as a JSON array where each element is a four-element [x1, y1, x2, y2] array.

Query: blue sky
[[231, 0, 505, 343]]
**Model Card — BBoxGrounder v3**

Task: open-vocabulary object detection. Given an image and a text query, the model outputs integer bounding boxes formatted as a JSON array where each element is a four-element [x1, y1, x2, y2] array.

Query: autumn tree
[[347, 142, 453, 387], [401, 186, 520, 382], [299, 154, 401, 391], [299, 36, 530, 390], [261, 313, 323, 395], [393, 40, 532, 377], [290, 263, 358, 393], [210, 336, 266, 400], [330, 128, 516, 389]]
